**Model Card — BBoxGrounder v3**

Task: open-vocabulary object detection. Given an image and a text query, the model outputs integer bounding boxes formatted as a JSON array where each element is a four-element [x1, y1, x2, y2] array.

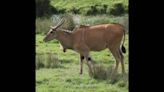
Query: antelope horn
[[50, 26, 55, 29], [54, 18, 65, 29]]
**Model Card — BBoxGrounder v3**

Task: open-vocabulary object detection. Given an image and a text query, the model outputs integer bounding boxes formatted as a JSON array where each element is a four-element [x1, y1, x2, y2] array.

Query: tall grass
[[36, 53, 60, 69], [35, 18, 54, 34], [90, 64, 128, 84], [36, 14, 129, 34], [80, 14, 128, 27]]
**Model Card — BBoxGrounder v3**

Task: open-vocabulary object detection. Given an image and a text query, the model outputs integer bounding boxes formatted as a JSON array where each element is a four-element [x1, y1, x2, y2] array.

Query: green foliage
[[79, 7, 92, 15], [36, 0, 128, 17], [50, 0, 128, 16], [117, 80, 127, 87], [79, 4, 108, 15], [110, 2, 126, 16], [36, 0, 56, 17]]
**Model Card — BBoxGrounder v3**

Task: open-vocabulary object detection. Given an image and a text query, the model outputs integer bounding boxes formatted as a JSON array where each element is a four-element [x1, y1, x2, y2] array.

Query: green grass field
[[36, 34, 129, 92]]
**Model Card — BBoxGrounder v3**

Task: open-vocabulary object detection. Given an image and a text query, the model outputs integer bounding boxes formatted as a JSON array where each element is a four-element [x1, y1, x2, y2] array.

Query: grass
[[36, 53, 62, 69], [80, 14, 128, 29], [36, 18, 54, 34], [36, 64, 128, 92]]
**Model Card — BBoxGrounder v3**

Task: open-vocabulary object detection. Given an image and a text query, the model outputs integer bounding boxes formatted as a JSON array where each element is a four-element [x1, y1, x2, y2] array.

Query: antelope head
[[43, 18, 65, 42]]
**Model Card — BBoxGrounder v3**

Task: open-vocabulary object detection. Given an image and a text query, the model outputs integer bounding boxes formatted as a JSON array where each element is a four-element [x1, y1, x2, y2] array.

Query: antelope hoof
[[63, 48, 66, 53]]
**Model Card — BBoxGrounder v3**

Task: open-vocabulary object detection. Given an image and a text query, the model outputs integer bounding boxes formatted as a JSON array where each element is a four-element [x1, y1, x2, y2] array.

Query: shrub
[[36, 0, 56, 17], [79, 4, 108, 15], [80, 7, 93, 15], [88, 64, 128, 85], [90, 64, 107, 80], [36, 53, 45, 69], [110, 2, 125, 16], [50, 0, 128, 16], [45, 53, 59, 68], [69, 7, 80, 14], [96, 5, 106, 14], [36, 53, 60, 69], [117, 80, 127, 87], [106, 6, 111, 15]]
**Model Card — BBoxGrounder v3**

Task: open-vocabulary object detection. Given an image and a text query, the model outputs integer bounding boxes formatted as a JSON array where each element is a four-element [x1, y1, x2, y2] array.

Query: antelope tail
[[121, 29, 126, 53]]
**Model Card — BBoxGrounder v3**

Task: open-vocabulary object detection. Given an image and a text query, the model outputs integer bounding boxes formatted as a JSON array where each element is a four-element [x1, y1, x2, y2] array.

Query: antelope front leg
[[86, 56, 94, 76], [80, 55, 85, 74]]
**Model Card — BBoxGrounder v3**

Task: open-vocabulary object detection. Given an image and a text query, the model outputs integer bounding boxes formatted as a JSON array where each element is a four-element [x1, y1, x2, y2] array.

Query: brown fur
[[43, 23, 126, 75]]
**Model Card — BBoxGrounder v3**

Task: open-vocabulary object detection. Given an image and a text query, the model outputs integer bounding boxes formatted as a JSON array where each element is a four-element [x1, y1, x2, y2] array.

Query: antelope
[[43, 18, 127, 75]]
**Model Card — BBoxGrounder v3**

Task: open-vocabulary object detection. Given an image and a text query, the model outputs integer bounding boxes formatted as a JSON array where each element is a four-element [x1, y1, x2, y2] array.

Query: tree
[[36, 0, 56, 17]]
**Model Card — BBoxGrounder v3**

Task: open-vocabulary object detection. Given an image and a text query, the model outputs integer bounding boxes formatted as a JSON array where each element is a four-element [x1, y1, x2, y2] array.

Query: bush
[[36, 53, 60, 69], [36, 0, 56, 17], [89, 64, 114, 80], [68, 7, 80, 14], [89, 64, 128, 85], [124, 5, 128, 13], [91, 64, 107, 80], [90, 5, 97, 15], [96, 5, 106, 14], [110, 2, 125, 16], [36, 54, 45, 69], [79, 7, 93, 15], [117, 80, 127, 87], [45, 53, 59, 68], [79, 4, 108, 15], [50, 0, 128, 16], [106, 6, 111, 15]]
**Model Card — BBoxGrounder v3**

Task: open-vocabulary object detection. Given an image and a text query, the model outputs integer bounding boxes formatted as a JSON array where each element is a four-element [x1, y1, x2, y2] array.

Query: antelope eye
[[50, 31, 53, 33]]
